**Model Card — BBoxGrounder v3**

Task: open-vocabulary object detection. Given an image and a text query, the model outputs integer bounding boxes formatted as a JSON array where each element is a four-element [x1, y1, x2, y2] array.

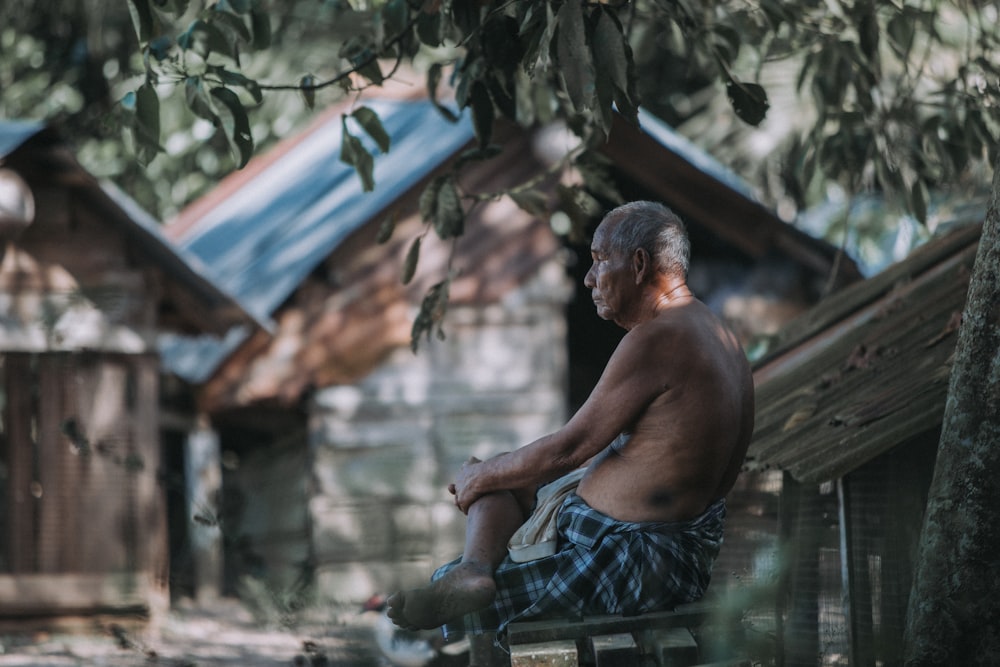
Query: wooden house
[[0, 121, 254, 627], [158, 85, 858, 608], [743, 218, 984, 665]]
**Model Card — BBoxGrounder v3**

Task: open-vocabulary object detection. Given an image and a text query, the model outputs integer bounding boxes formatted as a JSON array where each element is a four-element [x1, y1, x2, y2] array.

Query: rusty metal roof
[[745, 221, 982, 484]]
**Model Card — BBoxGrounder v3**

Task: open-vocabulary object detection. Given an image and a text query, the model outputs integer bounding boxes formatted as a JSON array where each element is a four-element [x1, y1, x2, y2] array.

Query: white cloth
[[507, 468, 588, 563]]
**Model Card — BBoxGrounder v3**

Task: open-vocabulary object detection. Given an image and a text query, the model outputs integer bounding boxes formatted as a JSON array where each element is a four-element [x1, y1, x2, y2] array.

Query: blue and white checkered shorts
[[434, 492, 725, 638]]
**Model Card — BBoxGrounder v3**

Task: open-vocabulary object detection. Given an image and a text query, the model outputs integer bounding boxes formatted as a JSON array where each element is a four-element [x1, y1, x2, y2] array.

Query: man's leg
[[386, 490, 528, 631]]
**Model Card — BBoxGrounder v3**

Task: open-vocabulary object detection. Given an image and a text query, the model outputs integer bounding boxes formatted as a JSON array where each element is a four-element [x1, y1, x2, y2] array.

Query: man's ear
[[632, 248, 650, 284]]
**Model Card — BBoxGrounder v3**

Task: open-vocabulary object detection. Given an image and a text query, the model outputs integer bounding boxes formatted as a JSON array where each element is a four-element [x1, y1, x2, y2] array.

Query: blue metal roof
[[161, 98, 476, 382], [177, 98, 476, 322], [635, 109, 758, 201], [0, 120, 46, 159]]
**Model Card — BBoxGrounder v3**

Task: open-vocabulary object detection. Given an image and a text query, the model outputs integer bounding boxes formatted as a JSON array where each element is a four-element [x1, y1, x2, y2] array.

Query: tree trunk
[[903, 159, 1000, 665]]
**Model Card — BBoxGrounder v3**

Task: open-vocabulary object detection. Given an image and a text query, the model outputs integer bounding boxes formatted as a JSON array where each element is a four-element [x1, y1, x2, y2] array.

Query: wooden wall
[[0, 153, 169, 622], [216, 270, 570, 604], [0, 352, 167, 619]]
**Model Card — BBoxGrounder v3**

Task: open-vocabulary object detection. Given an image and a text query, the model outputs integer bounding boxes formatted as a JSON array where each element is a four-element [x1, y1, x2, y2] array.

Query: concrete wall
[[308, 266, 571, 603]]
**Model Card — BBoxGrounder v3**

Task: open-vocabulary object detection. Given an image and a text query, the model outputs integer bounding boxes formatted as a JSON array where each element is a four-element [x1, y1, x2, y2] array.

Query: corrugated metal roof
[[635, 109, 758, 201], [174, 98, 476, 322], [160, 98, 476, 382], [599, 114, 862, 285], [745, 222, 982, 484]]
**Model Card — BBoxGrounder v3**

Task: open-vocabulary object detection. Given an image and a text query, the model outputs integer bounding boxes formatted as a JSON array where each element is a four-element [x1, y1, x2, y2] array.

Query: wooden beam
[[507, 602, 714, 645], [0, 573, 150, 617]]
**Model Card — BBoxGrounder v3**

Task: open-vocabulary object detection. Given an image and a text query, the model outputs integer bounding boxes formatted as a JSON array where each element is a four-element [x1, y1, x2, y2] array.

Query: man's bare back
[[576, 299, 754, 523]]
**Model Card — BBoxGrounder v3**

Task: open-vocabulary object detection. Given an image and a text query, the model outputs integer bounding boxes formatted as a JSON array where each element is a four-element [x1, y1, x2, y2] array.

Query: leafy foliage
[[5, 0, 999, 346]]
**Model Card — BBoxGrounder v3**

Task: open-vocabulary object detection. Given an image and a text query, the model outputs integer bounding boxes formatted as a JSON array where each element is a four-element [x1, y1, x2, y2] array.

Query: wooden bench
[[469, 601, 751, 667]]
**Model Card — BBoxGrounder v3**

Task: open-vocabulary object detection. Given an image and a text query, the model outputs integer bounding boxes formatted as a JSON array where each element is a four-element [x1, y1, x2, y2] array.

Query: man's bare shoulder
[[627, 300, 728, 348]]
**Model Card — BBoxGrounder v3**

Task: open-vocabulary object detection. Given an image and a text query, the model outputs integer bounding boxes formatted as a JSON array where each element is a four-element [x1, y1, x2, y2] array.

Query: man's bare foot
[[385, 563, 497, 631]]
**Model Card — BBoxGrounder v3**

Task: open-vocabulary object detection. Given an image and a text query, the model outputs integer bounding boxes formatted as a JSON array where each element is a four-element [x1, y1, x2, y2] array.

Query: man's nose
[[584, 266, 595, 287]]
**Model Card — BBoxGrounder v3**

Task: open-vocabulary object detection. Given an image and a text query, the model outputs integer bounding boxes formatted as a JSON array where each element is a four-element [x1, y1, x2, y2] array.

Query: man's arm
[[451, 322, 675, 512]]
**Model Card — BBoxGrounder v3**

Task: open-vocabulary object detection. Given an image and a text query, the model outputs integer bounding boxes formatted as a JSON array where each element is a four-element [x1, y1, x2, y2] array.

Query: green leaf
[[127, 0, 155, 42], [220, 0, 250, 14], [210, 66, 263, 104], [759, 0, 790, 30], [486, 73, 516, 120], [185, 77, 219, 124], [210, 8, 251, 45], [427, 63, 459, 122], [250, 9, 271, 49], [382, 0, 409, 42], [857, 5, 880, 63], [434, 178, 464, 239], [556, 0, 594, 112], [725, 77, 769, 126], [340, 130, 375, 191], [147, 36, 174, 61], [210, 87, 254, 168], [416, 10, 442, 47], [908, 180, 928, 224], [358, 59, 384, 86], [420, 176, 445, 222], [711, 24, 741, 68], [576, 151, 624, 204], [402, 236, 421, 284], [482, 15, 523, 77], [410, 278, 451, 352], [887, 11, 914, 58], [300, 74, 316, 109], [592, 9, 630, 133], [132, 83, 162, 165], [593, 72, 614, 136], [376, 211, 397, 244], [592, 10, 629, 97], [525, 3, 557, 74], [510, 189, 549, 217], [351, 106, 391, 153], [178, 18, 238, 60], [469, 81, 494, 148], [453, 144, 503, 171]]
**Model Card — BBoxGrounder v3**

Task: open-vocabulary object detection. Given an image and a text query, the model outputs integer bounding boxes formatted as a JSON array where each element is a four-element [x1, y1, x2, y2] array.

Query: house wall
[[0, 165, 167, 623], [0, 182, 159, 354], [306, 270, 570, 603], [0, 352, 167, 620]]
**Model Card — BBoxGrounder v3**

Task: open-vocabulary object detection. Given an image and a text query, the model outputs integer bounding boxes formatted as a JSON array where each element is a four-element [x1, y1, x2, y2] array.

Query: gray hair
[[603, 201, 690, 279]]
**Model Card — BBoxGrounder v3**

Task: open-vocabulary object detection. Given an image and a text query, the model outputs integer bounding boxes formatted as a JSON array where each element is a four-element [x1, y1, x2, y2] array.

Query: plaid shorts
[[433, 492, 725, 639]]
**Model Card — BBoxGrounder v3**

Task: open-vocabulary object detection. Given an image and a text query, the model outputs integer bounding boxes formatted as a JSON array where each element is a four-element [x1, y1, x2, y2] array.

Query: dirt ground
[[0, 598, 393, 667]]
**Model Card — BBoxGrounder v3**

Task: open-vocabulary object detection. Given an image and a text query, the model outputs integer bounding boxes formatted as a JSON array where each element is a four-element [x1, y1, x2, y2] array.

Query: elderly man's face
[[583, 217, 635, 324]]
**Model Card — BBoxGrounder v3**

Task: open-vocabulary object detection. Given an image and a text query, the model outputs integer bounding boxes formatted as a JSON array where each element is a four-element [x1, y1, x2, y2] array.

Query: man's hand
[[449, 456, 483, 514]]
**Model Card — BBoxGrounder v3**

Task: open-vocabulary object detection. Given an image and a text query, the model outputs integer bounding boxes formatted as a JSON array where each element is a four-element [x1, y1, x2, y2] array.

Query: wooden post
[[185, 421, 222, 601], [5, 354, 36, 573]]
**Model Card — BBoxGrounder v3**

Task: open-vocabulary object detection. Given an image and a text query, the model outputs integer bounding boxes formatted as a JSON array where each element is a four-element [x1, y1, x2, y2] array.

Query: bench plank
[[508, 602, 714, 646], [590, 632, 640, 667], [642, 627, 699, 666], [510, 639, 579, 667]]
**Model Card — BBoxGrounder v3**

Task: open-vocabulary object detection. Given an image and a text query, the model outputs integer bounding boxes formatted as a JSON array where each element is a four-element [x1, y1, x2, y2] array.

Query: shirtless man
[[387, 201, 754, 637]]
